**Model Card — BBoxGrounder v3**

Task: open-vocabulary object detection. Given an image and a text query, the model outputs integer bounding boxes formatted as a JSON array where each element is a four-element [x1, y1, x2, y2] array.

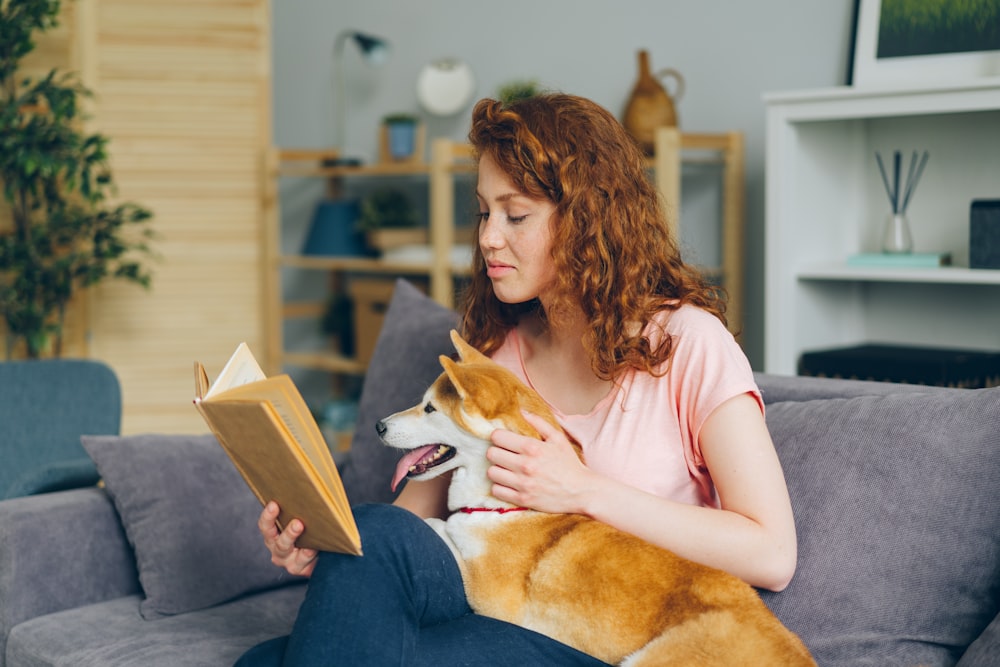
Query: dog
[[376, 330, 816, 666]]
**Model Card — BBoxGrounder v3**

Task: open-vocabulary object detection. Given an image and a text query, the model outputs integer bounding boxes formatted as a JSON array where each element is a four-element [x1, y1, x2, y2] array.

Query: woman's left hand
[[486, 411, 597, 515]]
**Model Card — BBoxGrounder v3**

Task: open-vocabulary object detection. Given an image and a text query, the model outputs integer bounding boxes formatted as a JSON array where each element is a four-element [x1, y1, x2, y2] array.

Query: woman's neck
[[517, 310, 613, 416]]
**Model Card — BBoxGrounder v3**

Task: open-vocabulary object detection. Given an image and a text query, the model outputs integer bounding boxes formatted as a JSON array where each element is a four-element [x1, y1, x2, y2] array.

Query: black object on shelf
[[798, 343, 1000, 389], [970, 199, 1000, 270]]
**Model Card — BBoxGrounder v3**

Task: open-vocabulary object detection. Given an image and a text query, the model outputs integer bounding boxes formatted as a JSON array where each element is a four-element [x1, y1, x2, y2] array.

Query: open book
[[193, 343, 361, 555]]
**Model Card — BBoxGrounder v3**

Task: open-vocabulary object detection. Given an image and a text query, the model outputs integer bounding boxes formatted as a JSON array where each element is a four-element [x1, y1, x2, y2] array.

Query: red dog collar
[[458, 506, 530, 514]]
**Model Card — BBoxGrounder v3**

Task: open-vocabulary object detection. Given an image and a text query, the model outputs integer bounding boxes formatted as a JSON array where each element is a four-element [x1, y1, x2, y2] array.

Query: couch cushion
[[81, 434, 299, 620], [340, 279, 460, 505], [6, 585, 305, 667], [759, 387, 1000, 667]]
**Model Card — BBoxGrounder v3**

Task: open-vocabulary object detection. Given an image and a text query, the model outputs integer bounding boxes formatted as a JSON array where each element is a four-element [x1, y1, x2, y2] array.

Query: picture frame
[[849, 0, 1000, 88]]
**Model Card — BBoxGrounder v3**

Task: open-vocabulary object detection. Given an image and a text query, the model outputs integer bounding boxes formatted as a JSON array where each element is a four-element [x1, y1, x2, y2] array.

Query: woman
[[239, 93, 796, 666]]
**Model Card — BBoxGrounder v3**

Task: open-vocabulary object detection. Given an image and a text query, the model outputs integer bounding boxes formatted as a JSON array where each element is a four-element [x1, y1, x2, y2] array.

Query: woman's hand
[[258, 501, 318, 577], [486, 411, 598, 515]]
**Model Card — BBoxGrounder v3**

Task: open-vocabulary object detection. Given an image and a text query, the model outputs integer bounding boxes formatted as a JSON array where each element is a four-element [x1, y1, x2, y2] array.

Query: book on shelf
[[846, 252, 952, 268], [193, 342, 361, 555]]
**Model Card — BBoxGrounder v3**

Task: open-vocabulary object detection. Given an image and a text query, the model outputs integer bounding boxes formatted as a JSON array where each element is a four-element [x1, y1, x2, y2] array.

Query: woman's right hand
[[258, 501, 318, 577]]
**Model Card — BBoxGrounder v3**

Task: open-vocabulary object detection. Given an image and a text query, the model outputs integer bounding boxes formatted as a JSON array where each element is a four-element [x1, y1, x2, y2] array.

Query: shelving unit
[[261, 140, 475, 378], [763, 79, 1000, 375], [653, 128, 745, 336], [262, 129, 746, 380]]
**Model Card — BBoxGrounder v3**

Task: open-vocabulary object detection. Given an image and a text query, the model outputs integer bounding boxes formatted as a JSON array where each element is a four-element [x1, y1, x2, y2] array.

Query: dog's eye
[[424, 402, 436, 414]]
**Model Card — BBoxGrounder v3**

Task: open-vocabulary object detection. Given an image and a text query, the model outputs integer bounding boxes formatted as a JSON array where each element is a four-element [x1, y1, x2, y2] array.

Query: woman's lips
[[486, 261, 514, 279]]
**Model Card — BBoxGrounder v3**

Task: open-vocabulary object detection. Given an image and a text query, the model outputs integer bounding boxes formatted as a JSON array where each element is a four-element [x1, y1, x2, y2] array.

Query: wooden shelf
[[281, 351, 367, 375], [262, 139, 476, 377], [652, 128, 746, 337], [278, 254, 473, 276]]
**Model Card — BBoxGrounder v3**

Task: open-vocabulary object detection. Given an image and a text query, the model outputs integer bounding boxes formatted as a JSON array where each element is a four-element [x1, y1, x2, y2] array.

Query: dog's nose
[[375, 420, 387, 437]]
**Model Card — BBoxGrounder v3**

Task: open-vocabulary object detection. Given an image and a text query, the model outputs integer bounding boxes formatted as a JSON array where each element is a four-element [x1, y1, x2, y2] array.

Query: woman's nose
[[479, 216, 503, 249]]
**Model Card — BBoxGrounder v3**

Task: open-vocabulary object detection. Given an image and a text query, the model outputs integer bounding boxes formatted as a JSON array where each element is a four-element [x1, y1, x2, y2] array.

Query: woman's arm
[[486, 393, 797, 591], [258, 469, 451, 577]]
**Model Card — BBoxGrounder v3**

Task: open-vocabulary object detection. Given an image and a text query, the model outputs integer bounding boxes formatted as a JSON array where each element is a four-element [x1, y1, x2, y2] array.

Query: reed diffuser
[[875, 149, 929, 254]]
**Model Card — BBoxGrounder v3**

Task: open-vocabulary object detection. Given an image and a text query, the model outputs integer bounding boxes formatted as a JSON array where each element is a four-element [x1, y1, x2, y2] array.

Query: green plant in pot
[[356, 187, 424, 254], [0, 0, 155, 359], [382, 112, 419, 161], [497, 79, 541, 105]]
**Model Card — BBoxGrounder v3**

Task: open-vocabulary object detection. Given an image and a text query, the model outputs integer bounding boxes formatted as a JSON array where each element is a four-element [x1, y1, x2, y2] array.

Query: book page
[[205, 342, 266, 399]]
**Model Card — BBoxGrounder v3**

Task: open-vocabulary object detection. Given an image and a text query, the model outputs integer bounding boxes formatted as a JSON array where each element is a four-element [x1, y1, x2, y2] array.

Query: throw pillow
[[339, 279, 460, 505], [81, 433, 298, 620], [759, 387, 1000, 667]]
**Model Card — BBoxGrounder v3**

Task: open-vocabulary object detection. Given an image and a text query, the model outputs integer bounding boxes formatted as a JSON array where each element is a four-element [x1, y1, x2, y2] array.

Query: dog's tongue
[[391, 445, 440, 492]]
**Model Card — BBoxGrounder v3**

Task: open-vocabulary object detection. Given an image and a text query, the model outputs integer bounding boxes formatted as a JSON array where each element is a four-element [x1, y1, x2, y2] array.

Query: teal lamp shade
[[302, 200, 367, 256]]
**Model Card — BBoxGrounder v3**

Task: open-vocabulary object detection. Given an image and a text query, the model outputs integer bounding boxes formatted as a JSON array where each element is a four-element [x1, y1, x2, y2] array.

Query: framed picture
[[849, 0, 1000, 88]]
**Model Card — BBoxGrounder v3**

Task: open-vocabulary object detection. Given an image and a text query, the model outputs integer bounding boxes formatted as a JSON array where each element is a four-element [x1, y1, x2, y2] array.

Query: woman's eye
[[474, 211, 488, 222], [508, 214, 528, 223]]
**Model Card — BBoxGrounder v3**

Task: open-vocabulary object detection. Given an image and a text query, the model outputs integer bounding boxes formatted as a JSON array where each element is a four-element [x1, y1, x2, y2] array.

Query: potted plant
[[497, 79, 541, 105], [355, 187, 425, 254], [381, 112, 420, 161], [0, 0, 155, 359]]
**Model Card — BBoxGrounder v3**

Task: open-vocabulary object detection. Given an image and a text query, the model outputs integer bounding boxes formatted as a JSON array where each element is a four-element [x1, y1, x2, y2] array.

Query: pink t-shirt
[[490, 305, 761, 508]]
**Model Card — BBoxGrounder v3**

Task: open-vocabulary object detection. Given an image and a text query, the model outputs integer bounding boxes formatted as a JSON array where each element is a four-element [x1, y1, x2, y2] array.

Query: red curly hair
[[460, 93, 726, 380]]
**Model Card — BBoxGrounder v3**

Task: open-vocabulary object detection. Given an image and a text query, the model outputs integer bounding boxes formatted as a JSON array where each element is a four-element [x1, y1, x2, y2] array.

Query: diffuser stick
[[900, 150, 929, 214], [875, 151, 895, 212], [892, 150, 901, 214], [901, 150, 918, 211]]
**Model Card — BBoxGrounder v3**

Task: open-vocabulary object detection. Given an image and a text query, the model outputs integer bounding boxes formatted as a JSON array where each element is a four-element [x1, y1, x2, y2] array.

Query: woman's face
[[476, 154, 558, 305]]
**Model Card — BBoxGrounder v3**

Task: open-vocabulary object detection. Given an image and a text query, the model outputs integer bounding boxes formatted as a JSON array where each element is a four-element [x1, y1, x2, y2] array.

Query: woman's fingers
[[258, 501, 316, 576]]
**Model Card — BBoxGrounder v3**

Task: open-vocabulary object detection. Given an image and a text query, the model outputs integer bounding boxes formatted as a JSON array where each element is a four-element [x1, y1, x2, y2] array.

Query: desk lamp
[[332, 30, 390, 166]]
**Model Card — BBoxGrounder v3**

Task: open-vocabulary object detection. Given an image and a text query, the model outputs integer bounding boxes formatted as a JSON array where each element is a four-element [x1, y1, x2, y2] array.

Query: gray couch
[[2, 280, 998, 667]]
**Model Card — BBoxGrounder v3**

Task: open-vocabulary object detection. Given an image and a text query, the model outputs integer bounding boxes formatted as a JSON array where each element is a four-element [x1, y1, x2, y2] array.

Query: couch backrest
[[343, 280, 1000, 666]]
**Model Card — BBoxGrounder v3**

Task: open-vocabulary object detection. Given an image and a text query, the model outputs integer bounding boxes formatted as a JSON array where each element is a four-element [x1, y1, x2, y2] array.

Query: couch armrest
[[0, 487, 140, 661]]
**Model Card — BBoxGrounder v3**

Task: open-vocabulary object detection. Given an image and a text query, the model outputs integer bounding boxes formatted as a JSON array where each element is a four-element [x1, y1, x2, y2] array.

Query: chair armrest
[[0, 487, 140, 658], [4, 456, 100, 499]]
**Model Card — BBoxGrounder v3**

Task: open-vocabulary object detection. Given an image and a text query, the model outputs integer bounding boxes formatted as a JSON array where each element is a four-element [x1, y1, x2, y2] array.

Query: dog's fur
[[377, 331, 815, 666]]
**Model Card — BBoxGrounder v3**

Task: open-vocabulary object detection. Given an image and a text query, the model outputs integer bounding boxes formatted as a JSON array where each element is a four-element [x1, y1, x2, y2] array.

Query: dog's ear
[[439, 355, 469, 400], [450, 329, 491, 364], [440, 353, 521, 421]]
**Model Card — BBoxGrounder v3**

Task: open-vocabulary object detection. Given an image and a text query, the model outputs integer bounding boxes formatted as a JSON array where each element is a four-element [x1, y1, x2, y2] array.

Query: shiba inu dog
[[376, 330, 815, 667]]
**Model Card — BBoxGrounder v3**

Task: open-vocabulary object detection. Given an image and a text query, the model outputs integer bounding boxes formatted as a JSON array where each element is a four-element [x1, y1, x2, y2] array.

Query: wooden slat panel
[[83, 0, 270, 433]]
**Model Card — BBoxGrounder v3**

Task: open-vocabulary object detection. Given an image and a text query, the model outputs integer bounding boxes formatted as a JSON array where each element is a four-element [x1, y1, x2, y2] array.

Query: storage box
[[347, 278, 427, 366], [798, 344, 1000, 389]]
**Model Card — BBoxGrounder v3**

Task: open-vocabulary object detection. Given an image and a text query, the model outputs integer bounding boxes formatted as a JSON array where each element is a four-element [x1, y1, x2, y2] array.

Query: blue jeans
[[235, 503, 610, 666]]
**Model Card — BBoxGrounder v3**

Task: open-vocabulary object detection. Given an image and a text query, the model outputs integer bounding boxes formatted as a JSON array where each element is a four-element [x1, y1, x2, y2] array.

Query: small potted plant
[[381, 112, 420, 161], [356, 187, 425, 254], [497, 79, 541, 105]]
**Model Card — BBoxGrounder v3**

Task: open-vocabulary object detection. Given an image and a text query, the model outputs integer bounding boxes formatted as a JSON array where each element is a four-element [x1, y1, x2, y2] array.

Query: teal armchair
[[0, 359, 121, 499]]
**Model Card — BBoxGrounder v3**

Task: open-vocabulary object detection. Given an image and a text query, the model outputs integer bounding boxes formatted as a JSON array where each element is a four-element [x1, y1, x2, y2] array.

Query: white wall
[[272, 0, 858, 369]]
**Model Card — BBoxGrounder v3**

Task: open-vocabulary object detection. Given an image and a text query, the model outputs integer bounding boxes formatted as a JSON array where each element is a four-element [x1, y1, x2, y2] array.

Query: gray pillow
[[339, 279, 460, 505], [759, 387, 1000, 666], [81, 434, 297, 620]]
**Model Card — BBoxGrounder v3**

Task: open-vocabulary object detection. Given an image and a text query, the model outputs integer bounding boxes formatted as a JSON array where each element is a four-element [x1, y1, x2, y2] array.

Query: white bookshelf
[[763, 79, 1000, 375]]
